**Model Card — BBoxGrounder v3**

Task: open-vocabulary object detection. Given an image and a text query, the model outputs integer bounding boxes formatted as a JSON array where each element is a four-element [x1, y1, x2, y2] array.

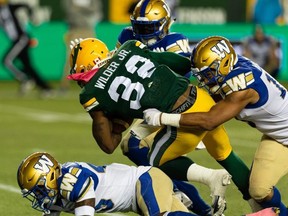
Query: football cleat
[[174, 190, 193, 209], [208, 169, 231, 215], [211, 195, 226, 216]]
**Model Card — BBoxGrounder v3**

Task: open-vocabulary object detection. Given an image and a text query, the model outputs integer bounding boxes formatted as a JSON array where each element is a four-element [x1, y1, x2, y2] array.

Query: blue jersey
[[220, 55, 288, 144], [117, 27, 191, 58], [47, 162, 151, 214]]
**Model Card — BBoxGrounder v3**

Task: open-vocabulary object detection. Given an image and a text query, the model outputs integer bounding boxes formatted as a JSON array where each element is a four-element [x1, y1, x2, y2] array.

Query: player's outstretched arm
[[144, 89, 257, 130]]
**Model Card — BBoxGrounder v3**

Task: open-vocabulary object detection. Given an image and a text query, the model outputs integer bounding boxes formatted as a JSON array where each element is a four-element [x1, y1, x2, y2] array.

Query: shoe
[[19, 80, 35, 95], [39, 89, 55, 99], [211, 195, 226, 216], [174, 190, 193, 209], [209, 169, 231, 197], [208, 169, 231, 215], [248, 199, 263, 212], [244, 207, 279, 216]]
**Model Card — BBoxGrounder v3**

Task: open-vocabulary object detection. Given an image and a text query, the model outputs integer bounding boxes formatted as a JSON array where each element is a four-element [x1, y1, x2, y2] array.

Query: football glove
[[143, 108, 181, 127]]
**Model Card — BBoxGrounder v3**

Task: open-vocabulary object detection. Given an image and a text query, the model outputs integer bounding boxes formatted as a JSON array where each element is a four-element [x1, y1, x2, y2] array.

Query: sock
[[173, 180, 211, 215], [260, 187, 287, 216], [159, 156, 194, 180], [217, 150, 251, 200], [186, 163, 217, 185]]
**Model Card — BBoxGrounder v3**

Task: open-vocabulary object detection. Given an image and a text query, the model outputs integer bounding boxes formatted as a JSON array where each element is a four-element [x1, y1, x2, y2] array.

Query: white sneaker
[[19, 80, 35, 95]]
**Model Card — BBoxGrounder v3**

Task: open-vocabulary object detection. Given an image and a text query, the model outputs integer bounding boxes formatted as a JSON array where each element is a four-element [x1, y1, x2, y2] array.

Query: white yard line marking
[[0, 183, 20, 194], [0, 104, 90, 123]]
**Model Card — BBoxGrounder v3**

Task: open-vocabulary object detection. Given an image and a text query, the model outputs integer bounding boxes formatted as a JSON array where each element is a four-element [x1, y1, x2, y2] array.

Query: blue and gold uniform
[[17, 152, 191, 216]]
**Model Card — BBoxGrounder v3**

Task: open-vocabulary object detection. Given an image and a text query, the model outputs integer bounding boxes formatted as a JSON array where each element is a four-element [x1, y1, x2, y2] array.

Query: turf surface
[[1, 81, 287, 216]]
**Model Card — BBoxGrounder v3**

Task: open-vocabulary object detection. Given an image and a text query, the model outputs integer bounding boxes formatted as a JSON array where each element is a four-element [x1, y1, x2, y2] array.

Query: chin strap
[[67, 68, 98, 84]]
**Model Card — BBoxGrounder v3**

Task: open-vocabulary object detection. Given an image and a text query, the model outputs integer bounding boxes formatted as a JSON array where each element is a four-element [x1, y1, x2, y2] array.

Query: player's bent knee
[[122, 134, 150, 166], [249, 185, 272, 201]]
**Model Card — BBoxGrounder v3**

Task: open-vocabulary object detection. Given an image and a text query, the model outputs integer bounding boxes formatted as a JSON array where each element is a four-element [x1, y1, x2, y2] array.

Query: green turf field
[[1, 81, 287, 216]]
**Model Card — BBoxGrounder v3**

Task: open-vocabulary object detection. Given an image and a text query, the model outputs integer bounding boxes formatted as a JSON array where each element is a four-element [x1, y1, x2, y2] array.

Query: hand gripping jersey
[[80, 40, 191, 118], [117, 27, 191, 58], [220, 55, 288, 145], [52, 162, 151, 213]]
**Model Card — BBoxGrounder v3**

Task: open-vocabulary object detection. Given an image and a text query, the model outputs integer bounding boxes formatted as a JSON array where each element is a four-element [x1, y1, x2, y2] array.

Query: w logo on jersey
[[34, 155, 54, 173], [222, 72, 254, 95], [210, 40, 231, 59]]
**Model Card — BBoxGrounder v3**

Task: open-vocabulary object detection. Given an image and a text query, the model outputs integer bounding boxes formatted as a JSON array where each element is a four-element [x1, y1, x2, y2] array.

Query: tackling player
[[17, 152, 197, 216], [67, 37, 255, 215], [143, 36, 288, 216]]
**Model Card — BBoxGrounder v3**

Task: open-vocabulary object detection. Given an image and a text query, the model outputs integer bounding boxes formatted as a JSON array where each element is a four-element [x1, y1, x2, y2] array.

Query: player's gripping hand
[[143, 108, 181, 127], [143, 108, 162, 126]]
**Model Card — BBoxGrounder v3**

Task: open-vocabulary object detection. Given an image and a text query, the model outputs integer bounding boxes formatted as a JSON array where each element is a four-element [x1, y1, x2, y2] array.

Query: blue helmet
[[130, 0, 173, 45]]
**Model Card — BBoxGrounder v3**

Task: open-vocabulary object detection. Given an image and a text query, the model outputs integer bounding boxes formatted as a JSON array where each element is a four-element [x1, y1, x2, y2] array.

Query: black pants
[[3, 34, 51, 90]]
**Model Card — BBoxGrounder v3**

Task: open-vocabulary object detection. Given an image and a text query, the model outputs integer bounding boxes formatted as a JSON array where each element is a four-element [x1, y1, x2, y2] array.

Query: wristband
[[161, 113, 181, 127], [75, 205, 95, 216]]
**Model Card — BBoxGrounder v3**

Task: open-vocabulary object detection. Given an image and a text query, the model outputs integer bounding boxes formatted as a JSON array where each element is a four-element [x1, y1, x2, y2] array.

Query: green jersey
[[80, 40, 190, 118]]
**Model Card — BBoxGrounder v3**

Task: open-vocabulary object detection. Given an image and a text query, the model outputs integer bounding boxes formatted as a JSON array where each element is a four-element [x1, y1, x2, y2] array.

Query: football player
[[143, 36, 288, 215], [116, 1, 228, 213], [17, 152, 196, 216], [116, 0, 190, 58], [67, 38, 254, 215]]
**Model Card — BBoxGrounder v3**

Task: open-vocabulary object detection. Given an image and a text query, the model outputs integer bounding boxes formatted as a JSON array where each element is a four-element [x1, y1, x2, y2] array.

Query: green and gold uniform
[[80, 40, 190, 118]]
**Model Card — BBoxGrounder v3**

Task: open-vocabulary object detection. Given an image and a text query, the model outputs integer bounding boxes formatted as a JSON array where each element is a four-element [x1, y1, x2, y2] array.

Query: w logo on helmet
[[34, 155, 54, 173], [211, 40, 231, 59]]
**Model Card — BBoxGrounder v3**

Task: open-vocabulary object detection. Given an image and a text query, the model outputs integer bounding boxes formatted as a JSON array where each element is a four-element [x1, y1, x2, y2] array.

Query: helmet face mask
[[191, 36, 237, 95], [17, 152, 61, 214], [21, 179, 58, 214], [130, 0, 172, 45]]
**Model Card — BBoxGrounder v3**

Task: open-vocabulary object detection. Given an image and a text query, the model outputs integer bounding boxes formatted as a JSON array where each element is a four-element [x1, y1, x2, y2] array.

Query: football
[[111, 117, 134, 134]]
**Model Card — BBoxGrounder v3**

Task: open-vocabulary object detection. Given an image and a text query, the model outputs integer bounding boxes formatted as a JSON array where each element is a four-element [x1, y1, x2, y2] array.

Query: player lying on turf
[[18, 152, 210, 216]]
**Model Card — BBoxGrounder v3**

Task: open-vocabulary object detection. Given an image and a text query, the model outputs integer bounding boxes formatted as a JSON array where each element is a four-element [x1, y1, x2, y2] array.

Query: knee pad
[[122, 133, 150, 166]]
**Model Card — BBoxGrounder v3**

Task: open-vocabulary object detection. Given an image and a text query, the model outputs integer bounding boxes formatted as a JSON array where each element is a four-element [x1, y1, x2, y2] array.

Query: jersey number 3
[[108, 55, 156, 110]]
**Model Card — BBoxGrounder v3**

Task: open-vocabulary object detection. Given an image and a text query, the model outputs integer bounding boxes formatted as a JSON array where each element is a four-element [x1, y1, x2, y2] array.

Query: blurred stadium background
[[1, 0, 288, 215]]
